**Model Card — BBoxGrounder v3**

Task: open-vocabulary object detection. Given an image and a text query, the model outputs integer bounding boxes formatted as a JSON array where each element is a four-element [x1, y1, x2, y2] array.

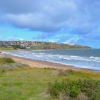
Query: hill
[[30, 42, 91, 50], [0, 41, 91, 50]]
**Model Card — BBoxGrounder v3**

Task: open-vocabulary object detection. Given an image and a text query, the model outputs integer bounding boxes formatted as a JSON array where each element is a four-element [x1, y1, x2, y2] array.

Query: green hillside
[[0, 41, 91, 50], [30, 42, 91, 50]]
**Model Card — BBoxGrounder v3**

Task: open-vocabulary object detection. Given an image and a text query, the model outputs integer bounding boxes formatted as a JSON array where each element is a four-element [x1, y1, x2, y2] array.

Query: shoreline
[[0, 50, 99, 72]]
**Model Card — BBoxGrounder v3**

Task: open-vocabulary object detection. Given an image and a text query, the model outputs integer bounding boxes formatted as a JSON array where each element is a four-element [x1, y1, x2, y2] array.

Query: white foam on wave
[[94, 57, 100, 60], [47, 59, 100, 70], [70, 55, 80, 58], [48, 54, 53, 57], [89, 56, 100, 62], [35, 55, 42, 57], [70, 55, 83, 60], [58, 56, 63, 58], [39, 53, 45, 55], [32, 53, 35, 55], [90, 56, 95, 58], [69, 55, 99, 62]]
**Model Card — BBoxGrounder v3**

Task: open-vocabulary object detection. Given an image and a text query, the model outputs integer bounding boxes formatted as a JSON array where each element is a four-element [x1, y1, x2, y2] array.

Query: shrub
[[0, 63, 30, 72], [78, 79, 100, 100], [3, 57, 15, 63], [48, 80, 80, 99], [47, 79, 100, 100], [0, 57, 15, 64], [52, 69, 75, 76]]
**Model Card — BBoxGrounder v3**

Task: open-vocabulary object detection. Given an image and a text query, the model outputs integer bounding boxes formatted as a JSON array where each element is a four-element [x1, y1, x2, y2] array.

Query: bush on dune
[[0, 63, 30, 72], [47, 79, 100, 100], [0, 57, 30, 72], [0, 57, 15, 64]]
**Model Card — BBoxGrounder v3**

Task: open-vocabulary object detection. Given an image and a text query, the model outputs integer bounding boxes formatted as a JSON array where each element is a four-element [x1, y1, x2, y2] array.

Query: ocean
[[3, 49, 100, 71]]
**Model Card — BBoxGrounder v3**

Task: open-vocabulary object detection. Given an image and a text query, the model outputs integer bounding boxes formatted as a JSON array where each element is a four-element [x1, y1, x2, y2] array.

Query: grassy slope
[[30, 43, 91, 50], [0, 68, 57, 100], [0, 67, 100, 100]]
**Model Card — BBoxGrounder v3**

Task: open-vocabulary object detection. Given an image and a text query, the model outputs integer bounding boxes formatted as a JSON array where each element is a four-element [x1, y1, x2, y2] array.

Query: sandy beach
[[0, 50, 99, 72]]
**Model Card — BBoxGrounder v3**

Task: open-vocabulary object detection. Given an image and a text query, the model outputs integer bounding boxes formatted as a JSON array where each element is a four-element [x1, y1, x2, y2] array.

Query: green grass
[[0, 68, 56, 100], [0, 67, 100, 100]]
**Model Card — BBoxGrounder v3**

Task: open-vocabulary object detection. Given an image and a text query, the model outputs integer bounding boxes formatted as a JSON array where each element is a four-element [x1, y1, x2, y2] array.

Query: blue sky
[[0, 0, 100, 48]]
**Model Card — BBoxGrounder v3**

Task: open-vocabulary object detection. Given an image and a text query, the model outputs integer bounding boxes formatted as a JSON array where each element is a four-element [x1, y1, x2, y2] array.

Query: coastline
[[0, 50, 99, 72]]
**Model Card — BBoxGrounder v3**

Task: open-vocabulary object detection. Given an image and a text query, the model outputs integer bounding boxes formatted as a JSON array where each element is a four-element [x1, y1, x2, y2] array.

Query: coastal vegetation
[[0, 57, 29, 72], [30, 42, 91, 50], [0, 58, 100, 100], [0, 57, 15, 64]]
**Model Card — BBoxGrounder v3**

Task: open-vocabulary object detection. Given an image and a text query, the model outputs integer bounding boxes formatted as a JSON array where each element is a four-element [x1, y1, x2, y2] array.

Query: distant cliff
[[0, 41, 91, 50], [30, 42, 92, 50]]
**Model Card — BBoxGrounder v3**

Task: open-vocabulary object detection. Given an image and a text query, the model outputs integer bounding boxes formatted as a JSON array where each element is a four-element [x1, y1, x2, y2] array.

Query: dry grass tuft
[[77, 93, 88, 100], [51, 69, 75, 76], [59, 93, 70, 100]]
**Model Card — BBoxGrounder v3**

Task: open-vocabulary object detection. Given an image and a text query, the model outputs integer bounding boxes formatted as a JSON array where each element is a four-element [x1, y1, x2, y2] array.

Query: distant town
[[0, 41, 91, 50], [0, 41, 37, 49]]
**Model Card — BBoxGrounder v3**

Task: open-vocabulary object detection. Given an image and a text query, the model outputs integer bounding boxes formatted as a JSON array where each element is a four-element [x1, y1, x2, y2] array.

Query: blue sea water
[[3, 49, 100, 71]]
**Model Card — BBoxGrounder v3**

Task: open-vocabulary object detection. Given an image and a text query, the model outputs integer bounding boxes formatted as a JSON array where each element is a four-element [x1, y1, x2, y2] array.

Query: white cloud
[[1, 0, 100, 32], [6, 36, 24, 41], [0, 0, 100, 47]]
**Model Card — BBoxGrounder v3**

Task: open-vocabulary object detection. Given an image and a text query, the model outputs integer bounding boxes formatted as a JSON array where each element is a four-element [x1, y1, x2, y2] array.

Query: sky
[[0, 0, 100, 48]]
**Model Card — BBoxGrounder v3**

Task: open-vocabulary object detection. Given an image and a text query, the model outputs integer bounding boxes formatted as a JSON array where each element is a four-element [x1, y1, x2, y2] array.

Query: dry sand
[[0, 50, 99, 72]]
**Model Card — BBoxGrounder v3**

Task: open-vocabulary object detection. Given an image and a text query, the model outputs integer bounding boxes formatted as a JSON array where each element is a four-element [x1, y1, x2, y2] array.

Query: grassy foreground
[[0, 58, 100, 100]]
